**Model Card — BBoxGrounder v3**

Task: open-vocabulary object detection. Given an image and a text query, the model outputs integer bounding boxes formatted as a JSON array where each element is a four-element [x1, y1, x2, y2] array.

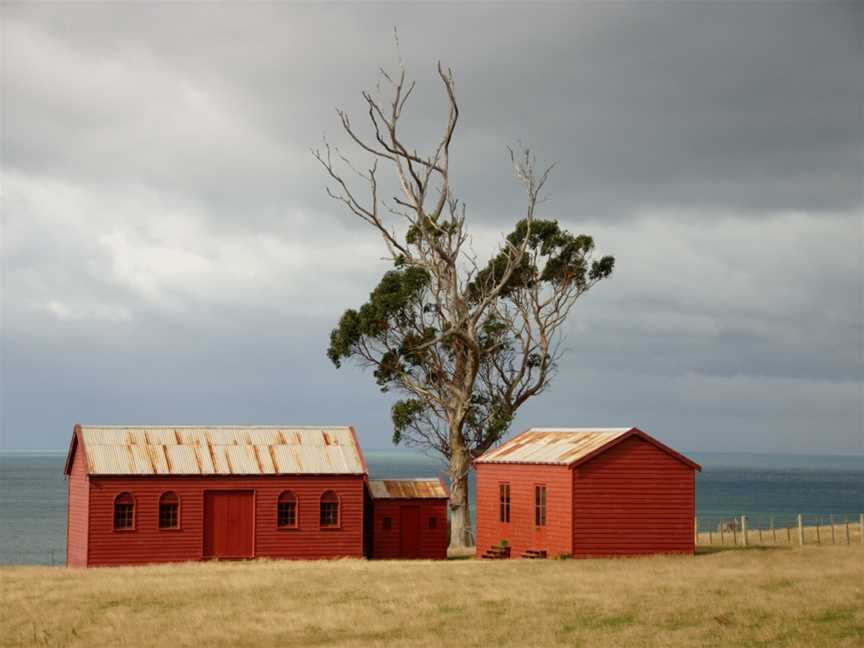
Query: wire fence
[[696, 513, 864, 546]]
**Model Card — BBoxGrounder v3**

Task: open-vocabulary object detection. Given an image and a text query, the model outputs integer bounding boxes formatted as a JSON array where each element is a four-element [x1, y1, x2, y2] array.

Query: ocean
[[1, 450, 862, 565]]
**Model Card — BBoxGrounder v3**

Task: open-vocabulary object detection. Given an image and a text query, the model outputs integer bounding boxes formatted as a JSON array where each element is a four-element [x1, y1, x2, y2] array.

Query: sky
[[1, 2, 862, 453]]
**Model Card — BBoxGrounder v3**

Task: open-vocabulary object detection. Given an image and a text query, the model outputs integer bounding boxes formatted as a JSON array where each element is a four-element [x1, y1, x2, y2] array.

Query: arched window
[[114, 492, 135, 530], [277, 491, 297, 528], [320, 491, 339, 528], [159, 491, 179, 529]]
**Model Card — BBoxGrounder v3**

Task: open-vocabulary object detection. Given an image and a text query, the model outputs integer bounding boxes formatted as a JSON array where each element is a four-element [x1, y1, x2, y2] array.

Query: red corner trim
[[63, 423, 83, 476]]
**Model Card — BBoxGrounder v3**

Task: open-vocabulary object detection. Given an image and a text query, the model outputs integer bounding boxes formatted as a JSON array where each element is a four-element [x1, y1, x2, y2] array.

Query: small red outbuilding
[[65, 424, 368, 567], [367, 479, 448, 559], [475, 427, 700, 559]]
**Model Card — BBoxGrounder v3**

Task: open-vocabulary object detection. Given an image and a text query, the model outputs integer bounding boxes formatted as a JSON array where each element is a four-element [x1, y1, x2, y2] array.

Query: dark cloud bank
[[1, 3, 862, 453]]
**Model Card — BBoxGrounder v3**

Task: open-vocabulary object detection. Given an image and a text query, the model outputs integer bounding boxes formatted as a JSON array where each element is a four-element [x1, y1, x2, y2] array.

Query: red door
[[399, 505, 420, 559], [204, 491, 254, 559]]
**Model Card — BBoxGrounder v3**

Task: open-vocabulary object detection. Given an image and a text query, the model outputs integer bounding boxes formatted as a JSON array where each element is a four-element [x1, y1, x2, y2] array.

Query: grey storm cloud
[[1, 2, 862, 453]]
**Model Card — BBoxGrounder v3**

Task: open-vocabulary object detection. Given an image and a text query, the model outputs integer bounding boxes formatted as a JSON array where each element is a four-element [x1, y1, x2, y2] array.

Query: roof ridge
[[79, 425, 353, 429], [474, 427, 699, 471], [369, 477, 441, 482], [526, 427, 633, 432]]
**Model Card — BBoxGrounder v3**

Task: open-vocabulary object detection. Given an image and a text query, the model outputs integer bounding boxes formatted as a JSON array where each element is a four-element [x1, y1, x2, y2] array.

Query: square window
[[383, 516, 392, 531]]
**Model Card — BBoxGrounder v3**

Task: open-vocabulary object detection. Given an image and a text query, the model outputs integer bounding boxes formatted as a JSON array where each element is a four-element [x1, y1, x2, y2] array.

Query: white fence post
[[798, 514, 805, 546], [741, 515, 748, 546]]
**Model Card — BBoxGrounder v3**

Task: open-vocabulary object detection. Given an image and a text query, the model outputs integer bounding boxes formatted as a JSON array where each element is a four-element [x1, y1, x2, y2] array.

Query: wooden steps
[[522, 549, 547, 559], [480, 546, 548, 559], [480, 545, 511, 559]]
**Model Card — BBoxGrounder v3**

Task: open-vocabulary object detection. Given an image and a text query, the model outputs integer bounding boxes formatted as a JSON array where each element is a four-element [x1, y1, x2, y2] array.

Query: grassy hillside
[[2, 545, 862, 648]]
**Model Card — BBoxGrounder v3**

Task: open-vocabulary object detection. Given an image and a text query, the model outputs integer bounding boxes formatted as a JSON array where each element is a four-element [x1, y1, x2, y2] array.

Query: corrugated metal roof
[[368, 479, 448, 499], [77, 426, 366, 476], [474, 428, 634, 465]]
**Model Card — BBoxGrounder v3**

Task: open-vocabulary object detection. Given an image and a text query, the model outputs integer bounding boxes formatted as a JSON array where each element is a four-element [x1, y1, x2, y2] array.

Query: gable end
[[571, 428, 701, 471]]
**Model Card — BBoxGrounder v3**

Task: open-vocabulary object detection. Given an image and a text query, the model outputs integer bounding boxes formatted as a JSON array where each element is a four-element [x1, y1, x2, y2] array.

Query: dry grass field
[[2, 545, 863, 648]]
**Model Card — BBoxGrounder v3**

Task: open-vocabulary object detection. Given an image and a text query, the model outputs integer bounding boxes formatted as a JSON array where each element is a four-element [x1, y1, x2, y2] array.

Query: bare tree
[[315, 50, 614, 548]]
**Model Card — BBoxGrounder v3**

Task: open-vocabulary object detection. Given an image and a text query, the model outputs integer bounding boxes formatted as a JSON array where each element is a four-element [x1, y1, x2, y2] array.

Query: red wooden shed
[[474, 427, 700, 559], [64, 424, 368, 567], [366, 479, 448, 560]]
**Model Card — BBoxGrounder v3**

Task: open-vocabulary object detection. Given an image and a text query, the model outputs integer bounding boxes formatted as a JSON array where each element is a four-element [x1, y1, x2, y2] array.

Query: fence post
[[860, 513, 863, 545], [694, 517, 699, 546], [770, 516, 776, 545], [845, 515, 850, 544], [798, 514, 804, 545], [732, 520, 737, 546], [816, 517, 821, 544], [830, 515, 835, 544], [741, 515, 748, 546]]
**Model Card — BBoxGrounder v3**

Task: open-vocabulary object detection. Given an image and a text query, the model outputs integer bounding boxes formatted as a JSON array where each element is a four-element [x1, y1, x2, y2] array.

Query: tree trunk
[[448, 444, 473, 548]]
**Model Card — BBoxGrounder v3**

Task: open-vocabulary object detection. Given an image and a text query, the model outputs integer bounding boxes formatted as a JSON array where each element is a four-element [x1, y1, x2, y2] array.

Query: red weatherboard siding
[[84, 473, 364, 567], [572, 435, 695, 556], [371, 499, 448, 559], [475, 463, 572, 559], [66, 438, 89, 567]]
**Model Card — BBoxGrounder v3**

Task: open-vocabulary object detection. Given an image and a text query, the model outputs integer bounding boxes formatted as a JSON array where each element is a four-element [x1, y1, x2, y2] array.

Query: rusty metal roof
[[367, 479, 448, 499], [75, 426, 367, 476], [474, 428, 634, 465]]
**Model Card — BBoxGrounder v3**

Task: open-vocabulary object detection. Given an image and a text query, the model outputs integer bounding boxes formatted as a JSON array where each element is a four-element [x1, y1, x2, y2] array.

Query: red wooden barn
[[366, 479, 448, 559], [65, 424, 368, 567], [474, 427, 700, 559]]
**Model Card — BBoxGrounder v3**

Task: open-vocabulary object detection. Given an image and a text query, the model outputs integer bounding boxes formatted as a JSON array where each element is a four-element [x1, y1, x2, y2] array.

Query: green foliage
[[467, 218, 614, 301], [327, 266, 430, 371], [327, 216, 614, 456], [391, 398, 427, 445], [405, 215, 460, 246]]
